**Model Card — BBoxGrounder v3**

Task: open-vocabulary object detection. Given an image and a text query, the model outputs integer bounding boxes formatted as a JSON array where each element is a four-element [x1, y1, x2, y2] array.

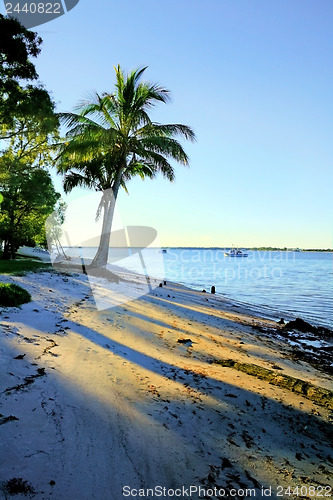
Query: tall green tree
[[0, 14, 44, 130], [0, 105, 59, 259], [57, 65, 196, 267], [0, 156, 60, 258], [1, 85, 58, 141], [0, 15, 60, 258], [1, 92, 59, 162], [0, 13, 41, 87]]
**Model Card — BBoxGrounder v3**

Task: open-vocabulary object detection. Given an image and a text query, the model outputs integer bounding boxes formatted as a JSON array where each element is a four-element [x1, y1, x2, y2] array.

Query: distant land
[[67, 245, 333, 252], [246, 247, 332, 252], [160, 247, 333, 252]]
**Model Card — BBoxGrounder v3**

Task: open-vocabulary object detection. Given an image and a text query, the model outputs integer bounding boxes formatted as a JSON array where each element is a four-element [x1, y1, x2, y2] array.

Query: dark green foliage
[[0, 14, 58, 139], [0, 14, 42, 127], [0, 282, 31, 306], [0, 255, 51, 274], [0, 14, 41, 82], [0, 17, 59, 259], [0, 164, 60, 259], [1, 85, 58, 139]]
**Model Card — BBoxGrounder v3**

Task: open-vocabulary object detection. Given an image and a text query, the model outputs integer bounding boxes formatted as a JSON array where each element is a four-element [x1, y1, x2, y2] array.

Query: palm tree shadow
[[65, 317, 333, 447], [5, 304, 333, 495], [0, 344, 212, 499]]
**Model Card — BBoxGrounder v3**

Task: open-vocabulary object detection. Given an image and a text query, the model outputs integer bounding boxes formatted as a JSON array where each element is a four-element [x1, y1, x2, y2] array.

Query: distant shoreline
[[161, 247, 333, 252], [60, 246, 333, 252]]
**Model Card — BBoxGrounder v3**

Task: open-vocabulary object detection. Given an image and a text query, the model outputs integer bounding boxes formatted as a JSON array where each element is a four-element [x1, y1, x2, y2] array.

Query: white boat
[[224, 248, 248, 257]]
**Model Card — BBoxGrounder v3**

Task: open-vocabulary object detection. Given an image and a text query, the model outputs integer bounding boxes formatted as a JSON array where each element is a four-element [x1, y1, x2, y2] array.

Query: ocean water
[[64, 247, 332, 329], [163, 249, 332, 329]]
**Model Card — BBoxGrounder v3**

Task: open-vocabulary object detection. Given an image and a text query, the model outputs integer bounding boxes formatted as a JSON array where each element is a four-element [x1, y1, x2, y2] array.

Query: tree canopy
[[0, 156, 60, 258], [0, 13, 58, 137], [0, 103, 60, 258], [0, 13, 41, 82], [0, 15, 60, 259]]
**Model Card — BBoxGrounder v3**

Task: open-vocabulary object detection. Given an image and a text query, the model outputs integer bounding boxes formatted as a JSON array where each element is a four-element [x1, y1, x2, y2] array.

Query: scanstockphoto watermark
[[168, 262, 284, 285], [45, 189, 165, 311], [122, 485, 332, 498], [167, 248, 296, 265], [122, 485, 272, 497], [167, 248, 290, 285], [4, 0, 80, 28]]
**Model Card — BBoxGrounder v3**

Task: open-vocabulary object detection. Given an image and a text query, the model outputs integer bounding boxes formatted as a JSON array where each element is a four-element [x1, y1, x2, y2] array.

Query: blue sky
[[4, 0, 332, 248]]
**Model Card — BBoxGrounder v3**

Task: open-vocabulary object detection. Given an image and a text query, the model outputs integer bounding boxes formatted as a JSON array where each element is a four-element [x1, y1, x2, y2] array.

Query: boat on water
[[224, 248, 248, 257]]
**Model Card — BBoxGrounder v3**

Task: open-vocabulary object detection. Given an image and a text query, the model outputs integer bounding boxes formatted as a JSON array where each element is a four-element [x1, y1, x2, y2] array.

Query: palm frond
[[136, 123, 196, 141], [63, 172, 99, 193], [124, 161, 156, 181], [56, 64, 195, 201], [133, 136, 190, 165], [58, 112, 100, 132], [131, 150, 176, 181]]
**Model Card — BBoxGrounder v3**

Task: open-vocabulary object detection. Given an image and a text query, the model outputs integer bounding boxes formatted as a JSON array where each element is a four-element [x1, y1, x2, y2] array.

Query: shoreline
[[17, 246, 333, 330], [0, 267, 332, 499]]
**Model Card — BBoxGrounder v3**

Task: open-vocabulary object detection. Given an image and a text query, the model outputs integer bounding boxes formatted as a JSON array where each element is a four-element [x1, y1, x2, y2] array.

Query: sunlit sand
[[0, 269, 332, 499]]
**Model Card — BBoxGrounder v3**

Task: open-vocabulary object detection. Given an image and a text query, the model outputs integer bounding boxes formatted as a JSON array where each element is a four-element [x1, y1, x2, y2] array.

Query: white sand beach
[[0, 267, 332, 499]]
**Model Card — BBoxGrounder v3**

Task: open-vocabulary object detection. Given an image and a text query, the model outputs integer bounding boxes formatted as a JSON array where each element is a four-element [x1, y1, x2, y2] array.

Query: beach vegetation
[[0, 17, 60, 259], [0, 282, 31, 306], [0, 14, 51, 136], [0, 252, 51, 274], [0, 90, 60, 259], [0, 159, 60, 259], [57, 65, 195, 267]]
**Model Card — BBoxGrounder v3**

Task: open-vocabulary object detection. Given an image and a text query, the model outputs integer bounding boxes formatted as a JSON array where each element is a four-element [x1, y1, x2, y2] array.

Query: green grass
[[0, 283, 31, 307], [0, 253, 51, 276]]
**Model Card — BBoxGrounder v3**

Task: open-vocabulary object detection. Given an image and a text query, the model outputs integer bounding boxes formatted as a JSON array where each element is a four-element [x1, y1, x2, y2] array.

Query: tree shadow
[[62, 314, 333, 442], [2, 317, 332, 499], [1, 272, 332, 498]]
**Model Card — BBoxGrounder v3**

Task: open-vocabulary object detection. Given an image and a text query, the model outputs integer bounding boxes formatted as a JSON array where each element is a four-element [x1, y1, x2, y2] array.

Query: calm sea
[[163, 249, 332, 329], [65, 247, 332, 329]]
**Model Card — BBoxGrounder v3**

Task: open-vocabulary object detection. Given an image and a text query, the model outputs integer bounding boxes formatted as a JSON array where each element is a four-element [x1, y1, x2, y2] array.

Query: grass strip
[[0, 259, 51, 275], [213, 358, 333, 409]]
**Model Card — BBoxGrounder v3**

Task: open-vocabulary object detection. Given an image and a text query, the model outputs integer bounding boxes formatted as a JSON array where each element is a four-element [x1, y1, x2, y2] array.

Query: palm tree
[[57, 65, 196, 268]]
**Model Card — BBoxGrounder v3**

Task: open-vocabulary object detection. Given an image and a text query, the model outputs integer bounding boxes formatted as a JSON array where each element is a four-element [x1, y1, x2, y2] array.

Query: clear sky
[[4, 0, 332, 248]]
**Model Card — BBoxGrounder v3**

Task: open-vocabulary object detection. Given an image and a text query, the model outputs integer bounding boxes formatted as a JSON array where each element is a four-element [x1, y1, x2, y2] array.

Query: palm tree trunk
[[90, 169, 123, 268]]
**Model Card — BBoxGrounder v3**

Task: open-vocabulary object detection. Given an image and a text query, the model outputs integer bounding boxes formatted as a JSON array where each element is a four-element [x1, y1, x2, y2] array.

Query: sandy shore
[[0, 267, 332, 499]]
